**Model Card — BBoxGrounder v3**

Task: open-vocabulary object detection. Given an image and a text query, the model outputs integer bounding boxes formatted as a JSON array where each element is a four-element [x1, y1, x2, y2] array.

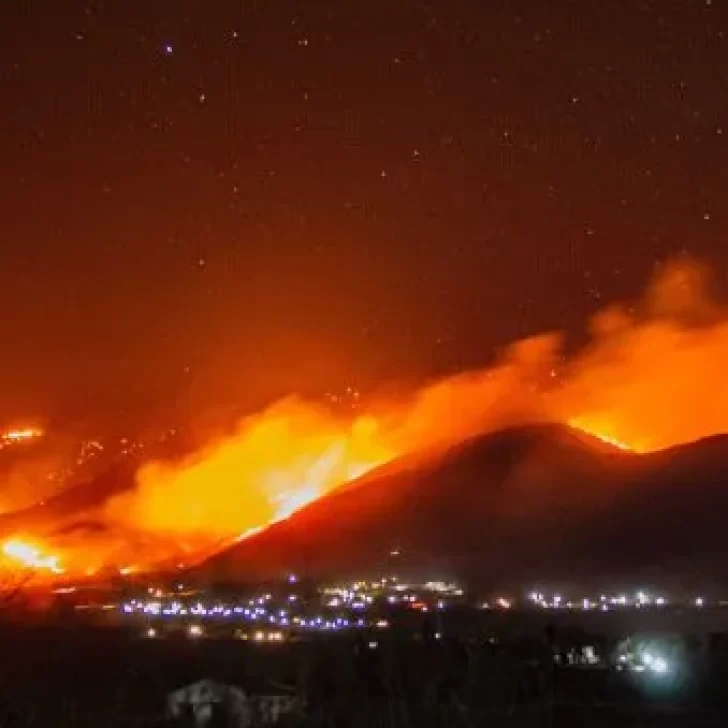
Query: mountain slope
[[203, 423, 728, 587]]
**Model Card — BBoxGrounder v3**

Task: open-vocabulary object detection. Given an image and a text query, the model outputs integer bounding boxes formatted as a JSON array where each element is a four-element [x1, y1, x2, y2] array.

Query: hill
[[202, 423, 728, 589], [0, 433, 190, 547]]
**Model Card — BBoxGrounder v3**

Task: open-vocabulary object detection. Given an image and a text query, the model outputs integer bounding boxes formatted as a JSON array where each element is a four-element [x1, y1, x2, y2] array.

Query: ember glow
[[567, 419, 638, 453], [4, 259, 728, 579], [0, 428, 43, 449], [1, 538, 63, 574]]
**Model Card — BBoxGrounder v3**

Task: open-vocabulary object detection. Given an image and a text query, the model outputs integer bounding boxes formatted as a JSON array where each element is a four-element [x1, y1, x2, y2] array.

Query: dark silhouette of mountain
[[3, 422, 727, 589], [202, 423, 728, 589]]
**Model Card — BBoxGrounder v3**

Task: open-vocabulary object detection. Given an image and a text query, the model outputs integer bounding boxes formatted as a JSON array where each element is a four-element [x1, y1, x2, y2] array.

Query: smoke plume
[[101, 258, 728, 559]]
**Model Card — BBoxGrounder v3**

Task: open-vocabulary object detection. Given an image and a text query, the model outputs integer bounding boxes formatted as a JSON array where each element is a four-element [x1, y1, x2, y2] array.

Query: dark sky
[[1, 0, 726, 432]]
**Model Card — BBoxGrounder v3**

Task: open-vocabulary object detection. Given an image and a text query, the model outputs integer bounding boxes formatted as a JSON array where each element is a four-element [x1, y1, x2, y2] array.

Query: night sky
[[1, 0, 726, 432]]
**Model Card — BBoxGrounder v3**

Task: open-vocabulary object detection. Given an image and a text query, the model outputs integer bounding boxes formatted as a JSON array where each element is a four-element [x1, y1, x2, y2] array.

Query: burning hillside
[[0, 429, 43, 448], [208, 422, 728, 586], [2, 257, 728, 581], [1, 538, 62, 574]]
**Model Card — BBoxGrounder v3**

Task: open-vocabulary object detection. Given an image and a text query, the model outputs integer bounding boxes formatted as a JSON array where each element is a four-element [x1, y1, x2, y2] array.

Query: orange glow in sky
[[5, 259, 728, 581]]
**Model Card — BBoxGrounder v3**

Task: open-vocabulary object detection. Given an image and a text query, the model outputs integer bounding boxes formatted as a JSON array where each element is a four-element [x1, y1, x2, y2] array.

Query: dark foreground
[[0, 622, 726, 727]]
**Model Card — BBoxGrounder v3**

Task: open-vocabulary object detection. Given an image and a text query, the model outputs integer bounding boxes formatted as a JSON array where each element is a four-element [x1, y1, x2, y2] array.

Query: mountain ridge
[[201, 423, 728, 588]]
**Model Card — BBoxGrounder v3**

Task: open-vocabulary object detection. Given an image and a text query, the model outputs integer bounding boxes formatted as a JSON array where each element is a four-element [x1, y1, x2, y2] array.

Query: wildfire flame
[[104, 404, 393, 545], [0, 428, 43, 451], [1, 428, 43, 442], [567, 419, 638, 452], [4, 258, 728, 580], [1, 538, 63, 574]]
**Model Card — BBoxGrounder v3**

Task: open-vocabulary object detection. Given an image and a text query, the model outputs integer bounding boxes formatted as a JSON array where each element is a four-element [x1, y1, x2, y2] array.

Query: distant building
[[168, 679, 248, 727], [167, 679, 303, 727]]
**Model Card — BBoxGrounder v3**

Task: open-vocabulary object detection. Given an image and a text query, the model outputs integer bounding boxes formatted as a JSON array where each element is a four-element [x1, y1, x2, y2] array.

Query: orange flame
[[567, 419, 638, 452], [0, 427, 43, 453], [105, 402, 394, 545], [8, 257, 728, 578], [1, 428, 43, 442], [1, 538, 63, 574]]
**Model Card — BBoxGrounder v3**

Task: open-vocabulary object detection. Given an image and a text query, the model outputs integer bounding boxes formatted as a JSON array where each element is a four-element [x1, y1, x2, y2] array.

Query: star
[[2, 0, 727, 441]]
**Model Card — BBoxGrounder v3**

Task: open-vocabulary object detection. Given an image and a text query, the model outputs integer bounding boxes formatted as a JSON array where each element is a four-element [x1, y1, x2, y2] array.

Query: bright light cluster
[[1, 538, 63, 574], [526, 589, 680, 611], [119, 574, 466, 638], [321, 576, 463, 611], [248, 630, 284, 642], [121, 596, 364, 633], [616, 640, 675, 677]]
